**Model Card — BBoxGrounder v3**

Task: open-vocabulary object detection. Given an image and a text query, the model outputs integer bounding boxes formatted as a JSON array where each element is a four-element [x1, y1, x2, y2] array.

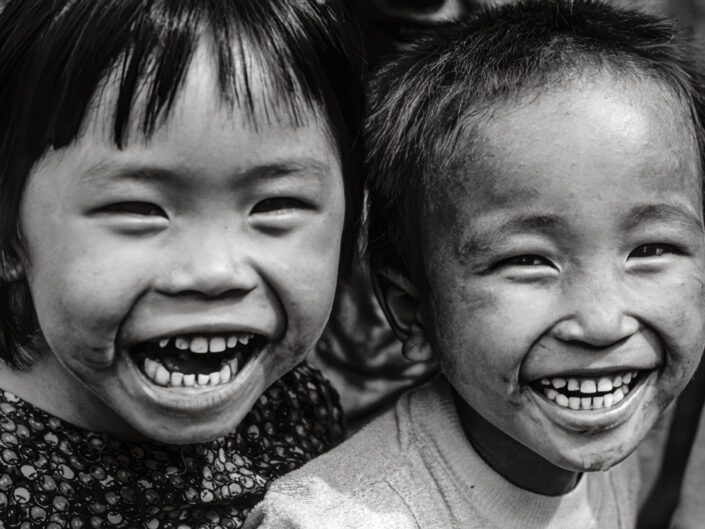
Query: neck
[[452, 389, 580, 496]]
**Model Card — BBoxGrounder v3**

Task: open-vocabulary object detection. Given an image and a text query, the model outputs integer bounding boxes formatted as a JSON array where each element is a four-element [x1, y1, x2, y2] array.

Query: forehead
[[83, 40, 331, 151], [29, 44, 338, 192], [432, 75, 701, 222]]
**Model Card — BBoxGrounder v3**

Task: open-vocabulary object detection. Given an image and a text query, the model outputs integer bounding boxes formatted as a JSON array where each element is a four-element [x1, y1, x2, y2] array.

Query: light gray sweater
[[245, 377, 641, 529]]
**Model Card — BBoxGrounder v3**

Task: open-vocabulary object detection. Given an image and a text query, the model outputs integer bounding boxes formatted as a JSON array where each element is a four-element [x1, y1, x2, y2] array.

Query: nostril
[[175, 286, 255, 301], [158, 260, 259, 298], [552, 314, 639, 348], [557, 335, 631, 351]]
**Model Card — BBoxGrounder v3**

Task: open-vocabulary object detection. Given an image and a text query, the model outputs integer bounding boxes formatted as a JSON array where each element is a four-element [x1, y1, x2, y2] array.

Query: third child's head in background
[[0, 0, 362, 444], [367, 0, 705, 490]]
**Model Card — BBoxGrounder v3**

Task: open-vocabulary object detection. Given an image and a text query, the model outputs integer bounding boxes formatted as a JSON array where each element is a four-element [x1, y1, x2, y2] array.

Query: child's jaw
[[101, 311, 293, 443]]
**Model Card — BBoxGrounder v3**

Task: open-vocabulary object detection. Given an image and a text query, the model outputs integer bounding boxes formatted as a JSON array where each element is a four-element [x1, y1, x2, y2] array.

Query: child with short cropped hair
[[0, 0, 363, 526], [248, 1, 705, 527]]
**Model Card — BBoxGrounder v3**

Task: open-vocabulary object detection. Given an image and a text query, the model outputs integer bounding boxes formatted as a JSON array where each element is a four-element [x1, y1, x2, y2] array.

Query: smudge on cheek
[[427, 277, 497, 326], [273, 332, 311, 364]]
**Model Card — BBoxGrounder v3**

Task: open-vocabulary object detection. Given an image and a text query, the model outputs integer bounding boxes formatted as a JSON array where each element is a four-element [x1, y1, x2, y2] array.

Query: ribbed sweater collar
[[400, 376, 611, 529]]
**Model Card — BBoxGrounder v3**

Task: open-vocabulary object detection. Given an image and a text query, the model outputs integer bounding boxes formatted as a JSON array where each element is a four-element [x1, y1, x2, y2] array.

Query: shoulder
[[244, 396, 424, 529], [274, 399, 413, 497], [272, 375, 456, 496], [244, 474, 418, 529], [303, 406, 407, 482]]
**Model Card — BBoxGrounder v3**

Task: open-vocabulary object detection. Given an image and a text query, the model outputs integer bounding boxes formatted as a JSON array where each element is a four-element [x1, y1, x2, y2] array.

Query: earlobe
[[401, 323, 434, 363], [372, 267, 434, 363]]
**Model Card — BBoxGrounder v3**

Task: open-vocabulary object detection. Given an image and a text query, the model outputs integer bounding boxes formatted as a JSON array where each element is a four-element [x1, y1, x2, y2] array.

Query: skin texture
[[380, 75, 705, 492], [0, 45, 346, 444]]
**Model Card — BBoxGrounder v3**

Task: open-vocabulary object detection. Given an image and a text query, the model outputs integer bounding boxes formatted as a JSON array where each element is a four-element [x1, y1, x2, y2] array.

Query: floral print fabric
[[0, 363, 343, 528]]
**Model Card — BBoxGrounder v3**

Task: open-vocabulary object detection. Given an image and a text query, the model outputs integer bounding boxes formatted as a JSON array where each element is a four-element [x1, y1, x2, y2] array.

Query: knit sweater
[[246, 376, 641, 529]]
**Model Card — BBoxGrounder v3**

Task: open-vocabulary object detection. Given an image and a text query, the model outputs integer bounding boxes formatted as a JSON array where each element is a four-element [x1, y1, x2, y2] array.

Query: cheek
[[269, 217, 344, 346], [25, 236, 153, 353], [427, 285, 511, 399], [638, 270, 705, 358], [428, 276, 554, 373]]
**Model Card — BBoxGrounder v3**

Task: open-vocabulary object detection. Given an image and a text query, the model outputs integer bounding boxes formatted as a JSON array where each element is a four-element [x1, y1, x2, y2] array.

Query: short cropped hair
[[0, 0, 364, 369], [366, 0, 705, 279]]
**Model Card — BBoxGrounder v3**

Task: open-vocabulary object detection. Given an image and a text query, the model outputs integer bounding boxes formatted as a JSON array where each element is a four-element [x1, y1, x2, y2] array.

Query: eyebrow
[[492, 214, 565, 233], [621, 203, 704, 232], [456, 213, 566, 260], [456, 204, 705, 261], [238, 158, 332, 184], [80, 157, 332, 188]]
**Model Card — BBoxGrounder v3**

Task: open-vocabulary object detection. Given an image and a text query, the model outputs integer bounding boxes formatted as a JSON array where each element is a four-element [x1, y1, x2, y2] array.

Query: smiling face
[[15, 47, 345, 443], [419, 76, 705, 471]]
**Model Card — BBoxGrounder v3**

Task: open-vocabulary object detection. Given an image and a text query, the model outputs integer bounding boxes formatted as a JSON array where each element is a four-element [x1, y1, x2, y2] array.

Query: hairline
[[80, 36, 337, 155]]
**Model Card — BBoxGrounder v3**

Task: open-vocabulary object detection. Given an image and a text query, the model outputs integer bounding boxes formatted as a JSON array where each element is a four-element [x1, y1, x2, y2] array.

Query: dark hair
[[366, 0, 705, 279], [0, 0, 364, 369]]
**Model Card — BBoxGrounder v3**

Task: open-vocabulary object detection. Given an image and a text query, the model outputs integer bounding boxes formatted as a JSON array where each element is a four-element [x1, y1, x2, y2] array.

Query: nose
[[159, 225, 258, 298], [551, 271, 639, 348]]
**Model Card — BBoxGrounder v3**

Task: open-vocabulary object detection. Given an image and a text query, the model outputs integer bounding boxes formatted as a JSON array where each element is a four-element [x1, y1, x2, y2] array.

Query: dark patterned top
[[0, 363, 343, 529]]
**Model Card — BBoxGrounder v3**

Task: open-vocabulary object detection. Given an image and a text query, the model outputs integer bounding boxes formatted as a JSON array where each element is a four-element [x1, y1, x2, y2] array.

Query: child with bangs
[[0, 0, 363, 527], [248, 1, 705, 528]]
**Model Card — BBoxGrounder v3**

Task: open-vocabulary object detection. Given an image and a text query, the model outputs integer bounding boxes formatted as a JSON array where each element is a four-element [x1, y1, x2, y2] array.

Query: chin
[[545, 436, 640, 473], [132, 415, 239, 445]]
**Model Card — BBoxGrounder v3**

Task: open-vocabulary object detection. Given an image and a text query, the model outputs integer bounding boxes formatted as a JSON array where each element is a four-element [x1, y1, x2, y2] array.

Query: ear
[[372, 267, 434, 363], [0, 249, 24, 283]]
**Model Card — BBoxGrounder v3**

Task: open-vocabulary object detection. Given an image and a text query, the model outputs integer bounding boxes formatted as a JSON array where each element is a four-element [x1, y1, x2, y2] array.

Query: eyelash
[[495, 244, 681, 270], [629, 243, 680, 258], [497, 254, 553, 268], [251, 197, 309, 214], [98, 196, 312, 219], [100, 202, 167, 217]]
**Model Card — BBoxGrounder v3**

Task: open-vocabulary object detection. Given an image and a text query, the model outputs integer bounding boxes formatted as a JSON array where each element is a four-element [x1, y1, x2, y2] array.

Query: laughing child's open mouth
[[130, 333, 266, 388], [531, 370, 647, 411]]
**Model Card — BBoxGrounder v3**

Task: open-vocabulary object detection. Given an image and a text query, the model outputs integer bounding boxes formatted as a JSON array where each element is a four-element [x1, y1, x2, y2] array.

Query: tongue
[[159, 352, 223, 374]]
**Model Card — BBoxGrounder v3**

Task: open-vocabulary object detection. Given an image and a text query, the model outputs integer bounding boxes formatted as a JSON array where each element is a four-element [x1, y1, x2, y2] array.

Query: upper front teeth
[[158, 333, 254, 353], [546, 386, 627, 410], [541, 371, 636, 395], [580, 380, 597, 394], [210, 337, 226, 353]]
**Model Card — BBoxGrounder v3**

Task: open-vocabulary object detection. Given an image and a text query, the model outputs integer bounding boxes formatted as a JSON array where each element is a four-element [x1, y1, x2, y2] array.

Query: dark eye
[[101, 202, 166, 217], [251, 197, 308, 214], [629, 244, 679, 258], [500, 255, 551, 267]]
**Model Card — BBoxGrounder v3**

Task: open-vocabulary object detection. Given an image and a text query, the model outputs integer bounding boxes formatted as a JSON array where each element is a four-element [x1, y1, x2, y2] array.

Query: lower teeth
[[143, 356, 239, 387]]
